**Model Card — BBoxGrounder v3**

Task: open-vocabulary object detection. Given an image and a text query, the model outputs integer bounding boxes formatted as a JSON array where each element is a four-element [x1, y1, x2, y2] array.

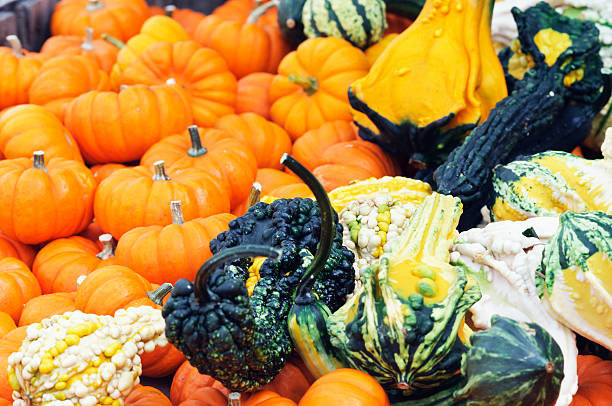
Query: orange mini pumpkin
[[94, 161, 230, 238], [40, 27, 119, 73], [18, 292, 76, 326], [141, 126, 257, 209], [64, 83, 192, 164], [90, 162, 127, 184], [172, 7, 206, 37], [140, 342, 186, 378], [116, 40, 237, 127], [245, 391, 296, 406], [0, 231, 35, 267], [215, 113, 292, 170], [570, 355, 612, 405], [0, 151, 96, 244], [171, 360, 230, 405], [114, 201, 235, 284], [269, 37, 369, 140], [299, 369, 390, 406], [0, 35, 45, 110], [0, 326, 28, 400], [236, 72, 275, 119], [291, 120, 357, 170], [125, 385, 173, 406], [29, 54, 111, 121], [50, 0, 149, 42], [0, 311, 16, 338], [0, 258, 41, 322]]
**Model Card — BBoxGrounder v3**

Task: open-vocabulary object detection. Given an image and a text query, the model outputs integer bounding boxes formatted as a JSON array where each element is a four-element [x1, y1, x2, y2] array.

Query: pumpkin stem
[[289, 74, 318, 96], [247, 0, 279, 24], [171, 200, 184, 225], [246, 182, 262, 209], [101, 33, 126, 49], [148, 283, 173, 305], [153, 161, 171, 181], [6, 35, 24, 57], [32, 151, 47, 171], [545, 362, 555, 374], [81, 28, 95, 51], [193, 245, 282, 302], [187, 126, 208, 157], [227, 393, 241, 406], [281, 154, 334, 303], [96, 234, 115, 260], [86, 0, 105, 12], [164, 4, 176, 17]]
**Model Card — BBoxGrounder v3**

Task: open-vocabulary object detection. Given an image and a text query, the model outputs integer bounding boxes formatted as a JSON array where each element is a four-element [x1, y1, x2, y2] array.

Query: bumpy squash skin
[[433, 3, 605, 229]]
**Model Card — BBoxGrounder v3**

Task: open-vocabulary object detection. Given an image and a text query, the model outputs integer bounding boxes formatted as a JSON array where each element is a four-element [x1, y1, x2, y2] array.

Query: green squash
[[454, 315, 564, 406], [536, 210, 612, 351], [384, 0, 424, 19], [277, 0, 307, 48]]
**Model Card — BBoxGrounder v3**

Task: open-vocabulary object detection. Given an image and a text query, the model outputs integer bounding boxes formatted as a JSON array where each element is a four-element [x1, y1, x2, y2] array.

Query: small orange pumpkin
[[0, 151, 96, 245], [245, 391, 296, 406], [0, 326, 28, 400], [18, 292, 76, 326], [570, 355, 612, 405], [140, 342, 186, 378], [29, 54, 111, 121], [299, 369, 390, 406], [0, 311, 16, 338], [0, 231, 35, 267], [0, 258, 41, 322], [269, 37, 369, 140], [170, 7, 206, 37], [90, 162, 127, 185], [0, 35, 45, 110], [260, 356, 314, 403], [236, 72, 275, 119], [125, 385, 173, 406], [291, 120, 358, 170], [171, 360, 230, 405], [94, 161, 230, 238]]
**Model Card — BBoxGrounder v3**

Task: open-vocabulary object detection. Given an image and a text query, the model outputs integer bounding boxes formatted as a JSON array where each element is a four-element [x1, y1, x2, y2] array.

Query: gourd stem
[[164, 5, 176, 17], [545, 362, 555, 374], [86, 0, 105, 12], [148, 283, 173, 305], [193, 245, 282, 302], [6, 35, 24, 57], [289, 74, 318, 96], [153, 161, 171, 181], [81, 28, 95, 51], [247, 0, 279, 24], [96, 234, 115, 260], [281, 154, 334, 302], [227, 392, 241, 406], [101, 33, 126, 49], [171, 201, 184, 225], [32, 151, 46, 171], [187, 126, 208, 157], [246, 182, 262, 209]]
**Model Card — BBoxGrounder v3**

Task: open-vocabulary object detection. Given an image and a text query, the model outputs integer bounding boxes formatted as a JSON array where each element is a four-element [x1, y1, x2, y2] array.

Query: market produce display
[[1, 0, 611, 404]]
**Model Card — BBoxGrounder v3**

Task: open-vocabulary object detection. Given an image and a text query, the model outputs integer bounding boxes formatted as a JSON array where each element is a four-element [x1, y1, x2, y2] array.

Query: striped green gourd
[[302, 0, 387, 49]]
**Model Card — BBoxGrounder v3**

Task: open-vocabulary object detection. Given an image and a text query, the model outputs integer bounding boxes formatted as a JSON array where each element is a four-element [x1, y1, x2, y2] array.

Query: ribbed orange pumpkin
[[291, 120, 358, 170], [260, 356, 314, 403], [236, 72, 274, 119], [0, 152, 96, 244], [94, 161, 230, 238], [171, 361, 230, 405], [29, 55, 111, 121], [0, 398, 11, 406], [268, 183, 314, 199], [50, 0, 149, 42], [90, 162, 127, 184], [125, 385, 173, 406], [0, 104, 83, 162], [0, 35, 45, 110], [269, 37, 369, 140], [193, 9, 290, 79], [18, 292, 76, 326], [32, 235, 114, 294], [215, 113, 292, 170], [74, 265, 155, 315], [140, 342, 186, 378], [299, 369, 390, 406], [116, 40, 237, 127], [64, 83, 192, 164], [0, 231, 35, 267], [40, 27, 119, 73], [172, 7, 206, 37], [0, 311, 16, 338], [0, 258, 41, 322], [245, 391, 296, 406], [114, 201, 235, 284], [141, 127, 257, 209], [570, 355, 612, 405], [0, 326, 27, 400]]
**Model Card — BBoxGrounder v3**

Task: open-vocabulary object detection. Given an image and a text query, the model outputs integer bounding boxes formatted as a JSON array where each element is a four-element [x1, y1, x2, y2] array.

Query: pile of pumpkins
[[0, 0, 611, 405]]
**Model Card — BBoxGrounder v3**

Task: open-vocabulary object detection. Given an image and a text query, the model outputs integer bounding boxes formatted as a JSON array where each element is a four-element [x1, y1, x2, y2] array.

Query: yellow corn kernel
[[378, 221, 389, 232], [104, 342, 122, 357], [66, 323, 90, 337], [55, 381, 67, 390], [55, 340, 68, 354], [373, 247, 384, 258], [112, 400, 121, 406], [54, 392, 66, 401], [86, 366, 98, 376], [59, 374, 70, 382], [50, 348, 59, 358], [8, 369, 20, 390], [65, 334, 80, 346], [92, 357, 103, 367], [39, 360, 55, 374], [102, 396, 114, 404]]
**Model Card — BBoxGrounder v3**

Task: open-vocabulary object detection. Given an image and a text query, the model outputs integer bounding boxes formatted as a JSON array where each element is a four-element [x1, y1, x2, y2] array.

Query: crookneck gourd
[[432, 2, 606, 229], [8, 306, 167, 406], [348, 0, 508, 170], [489, 129, 612, 221], [162, 154, 354, 392]]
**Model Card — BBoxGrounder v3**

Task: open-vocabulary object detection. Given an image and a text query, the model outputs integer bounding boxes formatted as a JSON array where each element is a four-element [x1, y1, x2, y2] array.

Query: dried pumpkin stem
[[101, 33, 126, 49], [246, 182, 262, 209], [96, 234, 115, 260], [32, 151, 46, 171], [193, 245, 282, 302], [148, 283, 174, 305], [153, 161, 171, 181], [81, 28, 95, 51], [6, 35, 24, 57], [187, 126, 208, 157], [289, 74, 318, 96], [281, 154, 334, 302], [171, 200, 184, 225], [247, 0, 279, 24], [86, 0, 105, 12], [228, 392, 241, 406], [164, 5, 176, 17]]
